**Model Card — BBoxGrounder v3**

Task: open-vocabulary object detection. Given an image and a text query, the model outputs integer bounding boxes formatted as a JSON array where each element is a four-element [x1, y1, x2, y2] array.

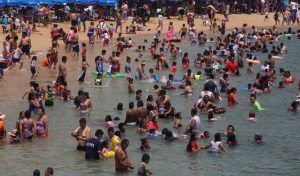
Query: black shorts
[[73, 42, 79, 53], [71, 19, 77, 26], [77, 145, 86, 151], [56, 75, 65, 84], [181, 32, 186, 37], [12, 57, 20, 63], [22, 45, 30, 55]]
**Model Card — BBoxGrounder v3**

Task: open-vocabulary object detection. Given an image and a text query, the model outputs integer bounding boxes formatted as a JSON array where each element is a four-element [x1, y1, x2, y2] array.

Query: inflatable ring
[[103, 151, 115, 158]]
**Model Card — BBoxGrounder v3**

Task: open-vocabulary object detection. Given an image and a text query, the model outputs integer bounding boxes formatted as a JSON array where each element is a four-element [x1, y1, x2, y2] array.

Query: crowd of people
[[1, 0, 300, 175]]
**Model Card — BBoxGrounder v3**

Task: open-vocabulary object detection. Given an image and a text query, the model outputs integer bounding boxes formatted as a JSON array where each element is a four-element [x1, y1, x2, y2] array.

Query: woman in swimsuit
[[35, 109, 48, 137], [20, 111, 35, 140], [283, 71, 294, 84]]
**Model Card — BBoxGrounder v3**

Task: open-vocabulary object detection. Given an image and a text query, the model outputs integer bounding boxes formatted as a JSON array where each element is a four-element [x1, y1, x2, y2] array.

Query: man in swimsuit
[[71, 118, 91, 151], [124, 102, 138, 124], [19, 32, 31, 59], [115, 139, 134, 172], [136, 100, 147, 124], [70, 12, 78, 29], [58, 56, 67, 84]]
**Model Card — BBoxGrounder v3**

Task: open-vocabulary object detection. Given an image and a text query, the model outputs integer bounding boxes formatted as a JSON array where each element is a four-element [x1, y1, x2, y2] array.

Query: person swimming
[[247, 111, 257, 122]]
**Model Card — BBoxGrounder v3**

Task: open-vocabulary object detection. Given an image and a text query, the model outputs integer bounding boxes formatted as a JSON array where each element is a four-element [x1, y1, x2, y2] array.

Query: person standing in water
[[58, 56, 67, 84], [35, 108, 48, 137], [19, 111, 35, 140], [115, 139, 135, 172], [71, 118, 91, 151], [85, 129, 104, 160], [80, 92, 92, 115], [19, 32, 31, 59]]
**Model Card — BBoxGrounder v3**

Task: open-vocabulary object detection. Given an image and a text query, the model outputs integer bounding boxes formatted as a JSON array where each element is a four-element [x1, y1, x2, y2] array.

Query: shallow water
[[1, 35, 300, 176]]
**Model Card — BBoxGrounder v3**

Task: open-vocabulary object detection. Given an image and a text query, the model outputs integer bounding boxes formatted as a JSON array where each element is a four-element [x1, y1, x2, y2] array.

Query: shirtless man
[[71, 118, 91, 151], [19, 32, 31, 59], [80, 92, 92, 115], [136, 100, 147, 124], [156, 90, 170, 109], [111, 51, 121, 74], [70, 12, 78, 29], [115, 139, 134, 172], [48, 44, 58, 69], [58, 56, 67, 84], [124, 102, 138, 124]]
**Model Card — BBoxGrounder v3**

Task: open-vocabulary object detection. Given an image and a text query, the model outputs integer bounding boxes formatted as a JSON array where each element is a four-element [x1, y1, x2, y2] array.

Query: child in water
[[174, 112, 183, 128], [254, 134, 263, 144], [128, 78, 134, 94], [95, 73, 102, 85], [247, 111, 257, 122], [203, 133, 227, 153], [140, 138, 151, 151], [137, 154, 152, 176], [170, 62, 177, 72]]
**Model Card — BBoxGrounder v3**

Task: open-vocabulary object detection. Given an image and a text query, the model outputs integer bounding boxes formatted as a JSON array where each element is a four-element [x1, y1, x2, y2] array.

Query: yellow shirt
[[111, 135, 121, 151]]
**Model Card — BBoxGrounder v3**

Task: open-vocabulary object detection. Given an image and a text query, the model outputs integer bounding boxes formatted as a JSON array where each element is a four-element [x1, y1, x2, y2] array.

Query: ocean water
[[0, 35, 300, 176]]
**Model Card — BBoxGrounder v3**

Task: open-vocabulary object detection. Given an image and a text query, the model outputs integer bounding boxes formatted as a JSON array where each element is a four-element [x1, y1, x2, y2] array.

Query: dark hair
[[45, 167, 53, 175], [137, 100, 144, 107], [227, 133, 237, 145], [79, 118, 86, 124], [142, 153, 150, 163], [33, 169, 40, 176], [121, 138, 129, 145], [107, 127, 114, 133], [214, 133, 222, 142], [191, 108, 197, 116], [62, 56, 67, 62], [118, 123, 125, 133], [78, 90, 84, 95], [95, 129, 104, 137], [115, 131, 122, 138], [25, 111, 31, 119], [117, 103, 123, 110], [102, 140, 108, 148], [129, 102, 134, 109]]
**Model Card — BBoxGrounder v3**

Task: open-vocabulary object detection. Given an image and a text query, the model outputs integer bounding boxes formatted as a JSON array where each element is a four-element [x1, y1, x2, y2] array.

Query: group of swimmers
[[1, 8, 300, 175]]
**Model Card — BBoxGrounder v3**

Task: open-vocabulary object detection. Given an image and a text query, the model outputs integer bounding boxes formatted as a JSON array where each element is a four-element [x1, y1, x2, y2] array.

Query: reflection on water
[[1, 36, 300, 176]]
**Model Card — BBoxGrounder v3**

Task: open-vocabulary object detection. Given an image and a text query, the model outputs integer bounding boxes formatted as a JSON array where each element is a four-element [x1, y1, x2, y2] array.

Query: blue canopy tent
[[75, 0, 96, 5], [21, 0, 39, 6], [5, 0, 21, 6], [98, 0, 117, 6], [0, 0, 5, 6], [38, 0, 54, 5]]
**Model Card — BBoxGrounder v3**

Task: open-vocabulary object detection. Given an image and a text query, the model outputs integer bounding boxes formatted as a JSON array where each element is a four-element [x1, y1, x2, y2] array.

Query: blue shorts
[[30, 67, 36, 75], [0, 68, 3, 76]]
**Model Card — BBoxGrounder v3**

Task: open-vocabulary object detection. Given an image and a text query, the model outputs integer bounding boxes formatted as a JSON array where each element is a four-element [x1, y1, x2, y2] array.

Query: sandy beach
[[0, 12, 296, 99]]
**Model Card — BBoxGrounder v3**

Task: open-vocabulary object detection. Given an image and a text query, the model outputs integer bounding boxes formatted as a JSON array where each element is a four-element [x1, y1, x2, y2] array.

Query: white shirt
[[190, 115, 200, 129], [211, 141, 221, 152], [291, 2, 298, 10], [158, 15, 163, 22]]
